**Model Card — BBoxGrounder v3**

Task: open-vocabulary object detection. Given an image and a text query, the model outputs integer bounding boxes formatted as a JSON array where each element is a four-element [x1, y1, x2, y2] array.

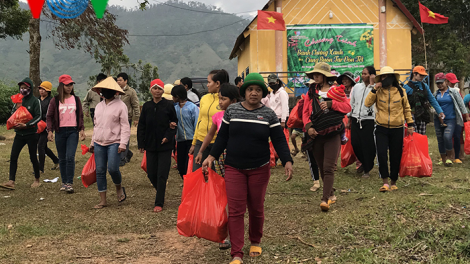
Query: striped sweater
[[210, 102, 293, 170]]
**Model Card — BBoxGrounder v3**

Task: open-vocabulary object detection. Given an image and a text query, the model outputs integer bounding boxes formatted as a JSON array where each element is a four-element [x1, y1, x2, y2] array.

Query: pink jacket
[[91, 98, 131, 149], [302, 87, 352, 132]]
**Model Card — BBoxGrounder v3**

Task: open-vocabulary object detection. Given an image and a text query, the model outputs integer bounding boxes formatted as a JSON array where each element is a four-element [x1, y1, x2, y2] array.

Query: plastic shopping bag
[[287, 104, 303, 129], [177, 168, 228, 243], [141, 151, 147, 173], [465, 122, 470, 155], [81, 153, 96, 188], [269, 142, 277, 167], [7, 94, 33, 130], [340, 129, 356, 168], [284, 128, 291, 150], [186, 154, 194, 176], [400, 133, 432, 178], [37, 120, 47, 134]]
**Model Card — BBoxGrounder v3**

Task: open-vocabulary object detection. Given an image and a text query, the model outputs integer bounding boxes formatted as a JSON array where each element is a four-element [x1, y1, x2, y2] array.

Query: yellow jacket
[[192, 93, 221, 145], [365, 86, 414, 128]]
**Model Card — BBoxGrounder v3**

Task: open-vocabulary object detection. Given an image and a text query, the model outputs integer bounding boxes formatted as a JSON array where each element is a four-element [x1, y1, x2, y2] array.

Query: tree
[[27, 4, 128, 95], [0, 0, 29, 39], [401, 0, 470, 83]]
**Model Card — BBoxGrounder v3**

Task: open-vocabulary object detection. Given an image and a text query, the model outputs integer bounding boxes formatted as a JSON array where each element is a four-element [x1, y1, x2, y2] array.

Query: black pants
[[37, 130, 59, 172], [351, 118, 376, 173], [146, 150, 172, 207], [10, 133, 40, 181], [176, 140, 192, 179], [374, 126, 404, 181], [306, 148, 320, 181], [90, 108, 95, 126]]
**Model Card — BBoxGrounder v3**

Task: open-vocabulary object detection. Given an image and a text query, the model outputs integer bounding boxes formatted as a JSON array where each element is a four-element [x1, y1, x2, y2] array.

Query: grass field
[[1, 122, 470, 264]]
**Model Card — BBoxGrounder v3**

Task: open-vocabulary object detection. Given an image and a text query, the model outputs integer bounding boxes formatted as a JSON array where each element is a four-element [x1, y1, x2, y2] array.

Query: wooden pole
[[421, 22, 428, 69]]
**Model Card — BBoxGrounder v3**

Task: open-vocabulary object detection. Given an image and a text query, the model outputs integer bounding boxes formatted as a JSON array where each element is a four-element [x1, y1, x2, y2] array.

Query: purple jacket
[[46, 95, 85, 132]]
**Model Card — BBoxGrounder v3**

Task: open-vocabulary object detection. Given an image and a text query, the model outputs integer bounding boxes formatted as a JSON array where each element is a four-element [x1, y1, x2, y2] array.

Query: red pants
[[224, 164, 271, 259]]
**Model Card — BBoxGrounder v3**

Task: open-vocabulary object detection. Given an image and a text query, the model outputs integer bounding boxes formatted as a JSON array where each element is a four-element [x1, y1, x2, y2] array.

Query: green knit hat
[[239, 73, 268, 98]]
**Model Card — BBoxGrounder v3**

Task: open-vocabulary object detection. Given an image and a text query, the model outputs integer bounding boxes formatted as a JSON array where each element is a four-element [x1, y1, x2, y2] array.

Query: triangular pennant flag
[[91, 0, 109, 19], [27, 0, 46, 19]]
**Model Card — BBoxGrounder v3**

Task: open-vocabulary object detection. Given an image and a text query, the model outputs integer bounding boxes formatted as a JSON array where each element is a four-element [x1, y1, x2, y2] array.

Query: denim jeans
[[55, 128, 78, 184], [94, 143, 122, 192], [120, 119, 133, 163], [433, 117, 456, 155]]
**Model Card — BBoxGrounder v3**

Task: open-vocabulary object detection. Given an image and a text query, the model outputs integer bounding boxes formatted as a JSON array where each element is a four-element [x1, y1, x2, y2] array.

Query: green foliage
[[401, 0, 470, 80], [0, 0, 29, 39], [0, 81, 18, 124]]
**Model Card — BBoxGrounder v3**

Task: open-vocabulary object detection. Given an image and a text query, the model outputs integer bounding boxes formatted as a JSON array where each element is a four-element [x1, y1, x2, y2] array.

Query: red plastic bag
[[400, 133, 432, 177], [464, 122, 470, 155], [186, 154, 193, 176], [81, 153, 96, 187], [141, 151, 147, 173], [37, 120, 47, 133], [7, 94, 33, 130], [178, 168, 228, 243], [269, 142, 277, 167], [340, 128, 356, 168], [287, 104, 303, 129], [81, 144, 89, 155], [284, 128, 290, 150]]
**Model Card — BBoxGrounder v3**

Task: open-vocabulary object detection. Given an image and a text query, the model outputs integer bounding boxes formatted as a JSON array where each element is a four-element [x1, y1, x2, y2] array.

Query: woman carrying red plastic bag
[[88, 77, 130, 209], [0, 78, 42, 190], [202, 73, 293, 264]]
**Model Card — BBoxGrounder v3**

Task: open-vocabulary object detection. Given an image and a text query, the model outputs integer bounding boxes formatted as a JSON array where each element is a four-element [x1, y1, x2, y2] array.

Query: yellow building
[[229, 0, 423, 90]]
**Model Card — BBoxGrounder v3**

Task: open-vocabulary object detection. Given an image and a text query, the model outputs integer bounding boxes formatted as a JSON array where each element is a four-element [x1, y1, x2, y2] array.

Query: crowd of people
[[1, 62, 469, 264]]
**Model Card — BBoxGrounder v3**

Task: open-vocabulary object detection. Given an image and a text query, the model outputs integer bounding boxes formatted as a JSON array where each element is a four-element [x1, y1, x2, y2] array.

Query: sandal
[[94, 204, 107, 209], [249, 245, 262, 257], [229, 259, 242, 264], [118, 187, 127, 203], [153, 206, 163, 212], [219, 239, 231, 250], [60, 184, 67, 191], [0, 183, 15, 190], [390, 185, 398, 191], [320, 201, 329, 212], [291, 149, 299, 157], [379, 185, 390, 192]]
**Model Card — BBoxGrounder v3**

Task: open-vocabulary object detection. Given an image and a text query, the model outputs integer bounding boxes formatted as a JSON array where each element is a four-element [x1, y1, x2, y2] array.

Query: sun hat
[[413, 66, 428, 76], [59, 75, 74, 85], [150, 79, 165, 90], [435, 72, 446, 83], [240, 73, 269, 98], [174, 80, 181, 85], [375, 66, 400, 83], [305, 62, 336, 79], [39, 81, 53, 92], [445, 73, 459, 84], [327, 85, 346, 102], [267, 73, 278, 84], [162, 84, 174, 100], [336, 72, 356, 86], [92, 76, 125, 95]]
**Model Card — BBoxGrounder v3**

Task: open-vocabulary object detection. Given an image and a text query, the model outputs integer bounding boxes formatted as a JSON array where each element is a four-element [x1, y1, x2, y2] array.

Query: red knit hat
[[150, 79, 164, 90], [327, 85, 346, 102]]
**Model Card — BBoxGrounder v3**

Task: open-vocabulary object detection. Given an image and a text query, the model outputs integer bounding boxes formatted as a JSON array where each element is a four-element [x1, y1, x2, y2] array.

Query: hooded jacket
[[350, 83, 376, 125], [174, 101, 199, 142], [365, 86, 414, 128], [13, 77, 41, 136]]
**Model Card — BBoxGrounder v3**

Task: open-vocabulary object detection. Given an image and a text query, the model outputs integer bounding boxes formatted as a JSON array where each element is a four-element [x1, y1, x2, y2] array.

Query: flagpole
[[421, 22, 428, 70]]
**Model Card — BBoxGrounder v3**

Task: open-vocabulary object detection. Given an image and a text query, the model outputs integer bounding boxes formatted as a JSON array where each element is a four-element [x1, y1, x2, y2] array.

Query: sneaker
[[454, 159, 463, 164], [65, 184, 74, 194], [445, 159, 453, 167]]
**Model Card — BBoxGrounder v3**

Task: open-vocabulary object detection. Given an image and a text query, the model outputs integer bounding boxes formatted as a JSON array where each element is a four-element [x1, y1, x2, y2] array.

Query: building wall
[[237, 0, 415, 82]]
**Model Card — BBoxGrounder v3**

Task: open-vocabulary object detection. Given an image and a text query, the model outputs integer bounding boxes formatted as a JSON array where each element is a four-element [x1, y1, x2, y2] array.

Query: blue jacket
[[174, 101, 199, 142], [464, 94, 470, 108], [404, 81, 443, 114]]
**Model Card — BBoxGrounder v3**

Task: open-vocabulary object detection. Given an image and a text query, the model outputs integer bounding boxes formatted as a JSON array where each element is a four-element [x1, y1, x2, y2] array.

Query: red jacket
[[46, 95, 85, 133], [302, 87, 352, 132]]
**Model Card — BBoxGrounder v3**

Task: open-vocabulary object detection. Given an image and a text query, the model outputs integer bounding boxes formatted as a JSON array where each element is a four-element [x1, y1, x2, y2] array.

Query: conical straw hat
[[92, 76, 125, 95]]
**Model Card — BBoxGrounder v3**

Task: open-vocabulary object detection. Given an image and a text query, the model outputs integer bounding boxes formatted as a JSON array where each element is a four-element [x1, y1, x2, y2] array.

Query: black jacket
[[137, 98, 178, 152], [38, 95, 52, 122]]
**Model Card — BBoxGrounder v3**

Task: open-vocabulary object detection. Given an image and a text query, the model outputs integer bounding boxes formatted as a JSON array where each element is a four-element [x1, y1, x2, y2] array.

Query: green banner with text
[[287, 24, 374, 87]]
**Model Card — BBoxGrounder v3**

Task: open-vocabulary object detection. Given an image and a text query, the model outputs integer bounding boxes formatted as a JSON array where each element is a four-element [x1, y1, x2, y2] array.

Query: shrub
[[0, 81, 19, 124]]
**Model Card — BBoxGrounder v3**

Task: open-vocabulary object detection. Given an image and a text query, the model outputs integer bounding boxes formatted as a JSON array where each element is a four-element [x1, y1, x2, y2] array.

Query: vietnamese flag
[[257, 11, 286, 31], [419, 2, 448, 24]]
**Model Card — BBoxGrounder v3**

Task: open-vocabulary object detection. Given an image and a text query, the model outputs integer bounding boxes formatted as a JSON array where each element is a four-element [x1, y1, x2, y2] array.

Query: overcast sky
[[109, 0, 267, 16]]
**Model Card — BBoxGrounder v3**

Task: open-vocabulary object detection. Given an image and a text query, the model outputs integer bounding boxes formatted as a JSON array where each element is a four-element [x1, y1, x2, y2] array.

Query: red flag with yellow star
[[419, 2, 448, 24], [257, 11, 286, 31]]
